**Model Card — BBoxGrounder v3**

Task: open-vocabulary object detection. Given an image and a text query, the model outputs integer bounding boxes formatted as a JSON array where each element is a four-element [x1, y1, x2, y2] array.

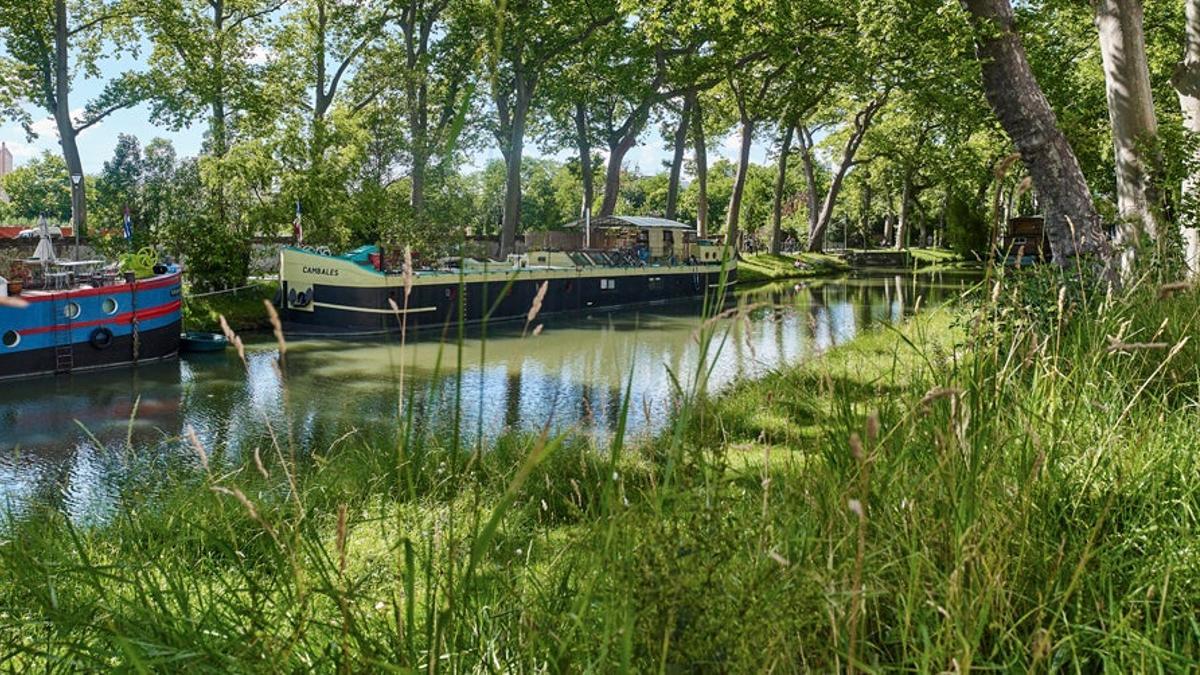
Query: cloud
[[248, 44, 272, 65], [718, 131, 743, 161], [28, 109, 100, 139], [29, 116, 58, 138], [1, 140, 37, 160]]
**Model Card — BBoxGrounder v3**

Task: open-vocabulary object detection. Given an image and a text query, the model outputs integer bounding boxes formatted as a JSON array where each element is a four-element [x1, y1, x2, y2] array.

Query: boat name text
[[303, 266, 341, 277]]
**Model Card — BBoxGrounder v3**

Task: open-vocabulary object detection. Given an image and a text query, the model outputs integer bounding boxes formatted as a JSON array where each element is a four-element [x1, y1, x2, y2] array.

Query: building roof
[[564, 215, 695, 231]]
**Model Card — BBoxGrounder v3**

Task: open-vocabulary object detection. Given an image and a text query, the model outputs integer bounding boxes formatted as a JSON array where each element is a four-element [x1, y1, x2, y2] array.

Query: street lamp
[[70, 173, 82, 261]]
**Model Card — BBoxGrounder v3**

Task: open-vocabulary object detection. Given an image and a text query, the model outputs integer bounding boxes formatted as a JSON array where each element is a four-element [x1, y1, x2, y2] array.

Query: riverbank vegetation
[[182, 282, 280, 333], [3, 268, 1198, 670], [735, 252, 851, 283]]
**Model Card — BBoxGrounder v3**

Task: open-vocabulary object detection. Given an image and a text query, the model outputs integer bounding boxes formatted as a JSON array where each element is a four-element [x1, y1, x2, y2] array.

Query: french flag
[[293, 200, 303, 245]]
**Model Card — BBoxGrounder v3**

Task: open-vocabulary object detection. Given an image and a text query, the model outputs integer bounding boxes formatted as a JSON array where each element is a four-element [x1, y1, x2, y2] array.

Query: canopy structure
[[563, 215, 695, 232], [31, 216, 56, 264]]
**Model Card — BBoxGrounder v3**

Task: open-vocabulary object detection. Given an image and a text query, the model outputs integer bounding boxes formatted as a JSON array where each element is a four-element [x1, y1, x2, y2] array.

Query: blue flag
[[123, 206, 133, 241]]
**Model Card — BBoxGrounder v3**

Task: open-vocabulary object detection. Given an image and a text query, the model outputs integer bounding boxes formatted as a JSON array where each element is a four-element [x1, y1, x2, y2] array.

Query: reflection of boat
[[279, 216, 736, 335], [1, 226, 182, 381], [0, 362, 183, 452]]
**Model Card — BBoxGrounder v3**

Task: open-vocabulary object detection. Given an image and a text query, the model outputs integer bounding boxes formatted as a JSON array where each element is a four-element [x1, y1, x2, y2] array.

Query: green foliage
[[944, 191, 991, 258], [182, 281, 278, 331], [0, 151, 71, 221]]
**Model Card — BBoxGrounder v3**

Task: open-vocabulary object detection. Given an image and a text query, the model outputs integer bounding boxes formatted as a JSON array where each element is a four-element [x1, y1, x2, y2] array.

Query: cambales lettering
[[303, 266, 340, 277]]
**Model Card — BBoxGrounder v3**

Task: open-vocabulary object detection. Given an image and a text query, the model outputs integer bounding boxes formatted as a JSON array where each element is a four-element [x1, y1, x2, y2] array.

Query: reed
[[1, 266, 1199, 671]]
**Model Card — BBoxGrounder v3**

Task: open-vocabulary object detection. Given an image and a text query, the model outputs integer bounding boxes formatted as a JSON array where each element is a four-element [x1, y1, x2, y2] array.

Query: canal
[[0, 271, 978, 521]]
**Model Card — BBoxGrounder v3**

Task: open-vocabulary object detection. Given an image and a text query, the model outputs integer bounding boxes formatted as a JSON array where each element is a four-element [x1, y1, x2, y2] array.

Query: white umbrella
[[32, 215, 56, 263]]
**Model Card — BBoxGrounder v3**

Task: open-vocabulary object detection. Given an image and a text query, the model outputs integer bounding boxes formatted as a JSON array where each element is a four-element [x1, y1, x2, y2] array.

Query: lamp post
[[70, 173, 82, 261]]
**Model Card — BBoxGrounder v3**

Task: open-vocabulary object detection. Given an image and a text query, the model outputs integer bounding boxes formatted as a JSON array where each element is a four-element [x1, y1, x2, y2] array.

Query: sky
[[0, 50, 771, 177]]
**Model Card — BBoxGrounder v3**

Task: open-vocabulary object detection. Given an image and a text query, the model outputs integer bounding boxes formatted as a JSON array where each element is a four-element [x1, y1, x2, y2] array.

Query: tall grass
[[2, 262, 1199, 671]]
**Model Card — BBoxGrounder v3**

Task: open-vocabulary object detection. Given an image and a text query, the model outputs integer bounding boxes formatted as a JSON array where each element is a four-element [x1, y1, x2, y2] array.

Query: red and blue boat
[[1, 245, 182, 381]]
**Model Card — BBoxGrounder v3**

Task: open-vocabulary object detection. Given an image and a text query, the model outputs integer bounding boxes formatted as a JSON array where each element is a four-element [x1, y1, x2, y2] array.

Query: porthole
[[64, 302, 81, 319], [2, 330, 19, 348], [102, 298, 119, 315]]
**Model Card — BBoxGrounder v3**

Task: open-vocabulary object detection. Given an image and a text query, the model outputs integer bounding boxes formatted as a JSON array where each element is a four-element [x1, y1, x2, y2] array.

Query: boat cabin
[[1002, 216, 1050, 262], [521, 215, 727, 268]]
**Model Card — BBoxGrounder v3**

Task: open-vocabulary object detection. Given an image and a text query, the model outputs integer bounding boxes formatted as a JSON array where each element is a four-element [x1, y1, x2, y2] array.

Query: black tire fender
[[90, 327, 114, 350]]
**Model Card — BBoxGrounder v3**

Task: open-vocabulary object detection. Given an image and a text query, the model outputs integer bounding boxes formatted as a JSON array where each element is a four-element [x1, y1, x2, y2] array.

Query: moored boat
[[278, 216, 737, 335], [0, 224, 182, 381], [180, 331, 228, 353]]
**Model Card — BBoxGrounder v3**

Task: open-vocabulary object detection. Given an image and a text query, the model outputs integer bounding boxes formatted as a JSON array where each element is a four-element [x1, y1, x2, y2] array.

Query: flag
[[123, 206, 133, 241], [293, 200, 303, 245]]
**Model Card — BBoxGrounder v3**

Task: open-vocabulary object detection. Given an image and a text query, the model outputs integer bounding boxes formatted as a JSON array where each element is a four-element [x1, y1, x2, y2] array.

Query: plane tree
[[0, 0, 147, 235]]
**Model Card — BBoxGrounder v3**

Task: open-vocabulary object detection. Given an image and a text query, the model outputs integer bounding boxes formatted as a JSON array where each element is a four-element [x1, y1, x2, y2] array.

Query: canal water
[[0, 271, 978, 521]]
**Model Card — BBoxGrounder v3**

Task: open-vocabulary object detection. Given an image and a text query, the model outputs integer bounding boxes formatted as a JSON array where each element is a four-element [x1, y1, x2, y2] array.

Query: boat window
[[2, 330, 18, 348], [64, 302, 81, 319], [102, 298, 119, 315]]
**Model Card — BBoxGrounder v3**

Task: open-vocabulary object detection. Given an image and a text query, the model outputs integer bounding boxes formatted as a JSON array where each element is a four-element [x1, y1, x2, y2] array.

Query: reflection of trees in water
[[504, 369, 522, 429], [7, 275, 984, 519]]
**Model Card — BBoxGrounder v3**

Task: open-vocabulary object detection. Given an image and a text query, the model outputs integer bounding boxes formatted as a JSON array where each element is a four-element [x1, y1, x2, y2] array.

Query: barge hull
[[281, 256, 736, 335], [0, 320, 181, 381]]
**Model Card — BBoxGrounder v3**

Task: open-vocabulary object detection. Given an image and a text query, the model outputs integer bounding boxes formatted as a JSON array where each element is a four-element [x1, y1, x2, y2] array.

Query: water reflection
[[0, 271, 978, 518]]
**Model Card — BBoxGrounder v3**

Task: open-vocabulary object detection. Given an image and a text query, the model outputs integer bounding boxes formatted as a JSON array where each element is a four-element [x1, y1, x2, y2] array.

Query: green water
[[0, 271, 978, 521]]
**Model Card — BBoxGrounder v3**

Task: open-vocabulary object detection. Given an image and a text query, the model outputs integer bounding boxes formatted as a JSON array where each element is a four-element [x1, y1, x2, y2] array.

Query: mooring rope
[[185, 280, 274, 299]]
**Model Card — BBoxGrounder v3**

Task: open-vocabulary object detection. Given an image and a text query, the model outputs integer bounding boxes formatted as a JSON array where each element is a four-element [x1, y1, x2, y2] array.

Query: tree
[[142, 0, 281, 158], [723, 61, 783, 249], [479, 0, 616, 256], [805, 95, 888, 252], [270, 0, 397, 239], [385, 0, 476, 227], [769, 122, 794, 253], [1175, 0, 1200, 276], [664, 92, 695, 221], [94, 133, 143, 241], [1093, 0, 1164, 271], [0, 0, 146, 235], [959, 0, 1110, 266], [0, 151, 71, 221], [693, 98, 711, 237]]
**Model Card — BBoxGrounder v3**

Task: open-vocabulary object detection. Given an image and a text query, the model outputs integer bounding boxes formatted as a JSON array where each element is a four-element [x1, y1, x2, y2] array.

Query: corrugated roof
[[563, 215, 695, 230]]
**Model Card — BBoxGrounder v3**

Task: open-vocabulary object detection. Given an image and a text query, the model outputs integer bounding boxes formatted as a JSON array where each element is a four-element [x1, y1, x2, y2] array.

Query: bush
[[944, 192, 990, 259]]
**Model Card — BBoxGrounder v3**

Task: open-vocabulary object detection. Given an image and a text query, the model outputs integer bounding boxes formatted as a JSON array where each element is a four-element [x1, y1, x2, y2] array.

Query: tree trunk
[[725, 116, 755, 249], [665, 93, 694, 221], [693, 99, 709, 238], [1174, 0, 1200, 277], [961, 0, 1109, 266], [770, 124, 794, 254], [883, 209, 894, 247], [52, 0, 86, 237], [797, 125, 819, 240], [917, 196, 929, 246], [807, 97, 886, 252], [1095, 0, 1163, 273], [861, 172, 873, 249], [408, 80, 429, 226], [599, 99, 656, 217], [895, 174, 912, 251], [573, 102, 594, 228], [499, 85, 530, 257], [599, 134, 637, 216]]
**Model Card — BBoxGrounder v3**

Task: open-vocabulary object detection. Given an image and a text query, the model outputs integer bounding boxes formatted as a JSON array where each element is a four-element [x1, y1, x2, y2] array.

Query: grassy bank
[[182, 280, 279, 332], [737, 251, 851, 283], [2, 271, 1199, 670]]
